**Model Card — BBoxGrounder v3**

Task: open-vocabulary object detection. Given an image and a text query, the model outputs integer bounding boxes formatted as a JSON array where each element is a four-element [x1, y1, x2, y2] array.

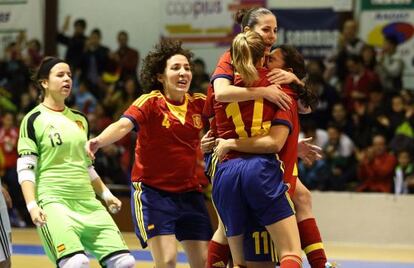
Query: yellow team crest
[[192, 114, 202, 129], [75, 120, 85, 130]]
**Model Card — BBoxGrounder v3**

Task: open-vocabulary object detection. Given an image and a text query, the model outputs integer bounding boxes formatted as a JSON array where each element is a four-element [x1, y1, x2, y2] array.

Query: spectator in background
[[376, 94, 406, 141], [299, 119, 329, 190], [360, 44, 377, 71], [356, 134, 397, 193], [74, 80, 97, 114], [343, 55, 380, 112], [80, 28, 110, 99], [335, 19, 365, 82], [103, 76, 141, 119], [322, 123, 356, 191], [190, 58, 210, 94], [57, 16, 87, 71], [17, 83, 38, 122], [352, 99, 376, 149], [389, 98, 414, 154], [330, 102, 354, 138], [16, 36, 44, 70], [305, 73, 339, 129], [0, 112, 28, 226], [1, 42, 30, 105], [300, 119, 328, 149], [365, 88, 394, 139], [393, 150, 414, 194], [22, 38, 43, 69], [114, 31, 139, 82], [18, 92, 36, 115], [376, 34, 404, 98]]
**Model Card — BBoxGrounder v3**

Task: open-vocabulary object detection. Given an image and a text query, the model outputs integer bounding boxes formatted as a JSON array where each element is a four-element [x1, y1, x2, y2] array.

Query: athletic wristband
[[26, 201, 38, 212], [101, 189, 114, 201]]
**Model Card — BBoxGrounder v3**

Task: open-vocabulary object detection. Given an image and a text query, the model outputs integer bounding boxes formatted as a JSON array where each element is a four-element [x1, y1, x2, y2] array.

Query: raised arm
[[85, 117, 134, 159]]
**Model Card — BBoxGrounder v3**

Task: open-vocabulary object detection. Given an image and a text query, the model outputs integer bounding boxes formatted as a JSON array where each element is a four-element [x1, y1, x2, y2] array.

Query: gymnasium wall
[[57, 0, 348, 73], [113, 191, 414, 246], [312, 192, 414, 246]]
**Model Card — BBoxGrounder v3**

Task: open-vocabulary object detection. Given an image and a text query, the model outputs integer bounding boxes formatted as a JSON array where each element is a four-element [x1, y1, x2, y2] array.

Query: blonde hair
[[231, 31, 266, 85]]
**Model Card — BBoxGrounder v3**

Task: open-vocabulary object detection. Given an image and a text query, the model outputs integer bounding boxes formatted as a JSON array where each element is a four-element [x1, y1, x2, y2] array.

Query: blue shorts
[[204, 152, 219, 182], [244, 219, 278, 262], [212, 154, 294, 237], [131, 182, 213, 248]]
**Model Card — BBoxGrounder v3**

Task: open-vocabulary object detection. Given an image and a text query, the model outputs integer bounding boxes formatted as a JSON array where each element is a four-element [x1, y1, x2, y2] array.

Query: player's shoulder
[[69, 107, 87, 119], [131, 90, 163, 108], [188, 92, 206, 101], [20, 105, 42, 125], [68, 108, 89, 128]]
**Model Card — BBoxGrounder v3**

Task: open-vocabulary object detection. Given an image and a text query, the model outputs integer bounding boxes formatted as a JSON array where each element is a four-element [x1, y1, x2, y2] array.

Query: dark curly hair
[[140, 39, 193, 93], [272, 44, 318, 111]]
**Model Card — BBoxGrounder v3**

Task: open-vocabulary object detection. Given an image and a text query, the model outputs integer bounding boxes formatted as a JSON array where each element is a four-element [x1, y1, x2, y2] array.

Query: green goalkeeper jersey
[[18, 104, 95, 200]]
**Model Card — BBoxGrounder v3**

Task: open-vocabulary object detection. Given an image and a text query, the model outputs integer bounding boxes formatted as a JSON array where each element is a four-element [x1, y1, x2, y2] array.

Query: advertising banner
[[359, 0, 414, 89], [0, 0, 43, 58], [272, 8, 340, 60], [160, 0, 266, 46]]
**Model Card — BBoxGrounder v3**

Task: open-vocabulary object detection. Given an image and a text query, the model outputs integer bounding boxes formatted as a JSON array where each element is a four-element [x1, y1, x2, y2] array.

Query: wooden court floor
[[10, 228, 414, 267]]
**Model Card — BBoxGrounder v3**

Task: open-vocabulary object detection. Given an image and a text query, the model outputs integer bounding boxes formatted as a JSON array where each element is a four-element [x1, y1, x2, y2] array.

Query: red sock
[[298, 218, 327, 268], [206, 240, 230, 268], [280, 254, 302, 268]]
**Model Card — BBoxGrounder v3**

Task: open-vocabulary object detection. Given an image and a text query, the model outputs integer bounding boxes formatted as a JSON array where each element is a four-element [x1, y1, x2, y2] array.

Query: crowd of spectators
[[300, 19, 413, 194], [0, 17, 413, 226]]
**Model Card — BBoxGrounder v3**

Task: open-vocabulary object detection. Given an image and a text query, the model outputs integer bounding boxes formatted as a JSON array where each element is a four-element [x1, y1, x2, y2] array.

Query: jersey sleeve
[[272, 107, 294, 134], [122, 95, 153, 132], [211, 50, 234, 84], [202, 84, 215, 119], [17, 112, 40, 156]]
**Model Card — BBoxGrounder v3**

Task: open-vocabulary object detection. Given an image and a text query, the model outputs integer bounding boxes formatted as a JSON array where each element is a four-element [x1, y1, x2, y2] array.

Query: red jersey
[[211, 50, 233, 85], [123, 90, 206, 193], [202, 84, 218, 137], [274, 87, 299, 196], [203, 84, 215, 119], [0, 127, 19, 169], [213, 67, 299, 195], [214, 68, 272, 140]]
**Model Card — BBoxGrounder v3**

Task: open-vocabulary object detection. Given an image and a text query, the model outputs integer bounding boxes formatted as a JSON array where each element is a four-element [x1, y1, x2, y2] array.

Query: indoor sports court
[[10, 228, 414, 267], [10, 192, 414, 267], [2, 0, 414, 267]]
